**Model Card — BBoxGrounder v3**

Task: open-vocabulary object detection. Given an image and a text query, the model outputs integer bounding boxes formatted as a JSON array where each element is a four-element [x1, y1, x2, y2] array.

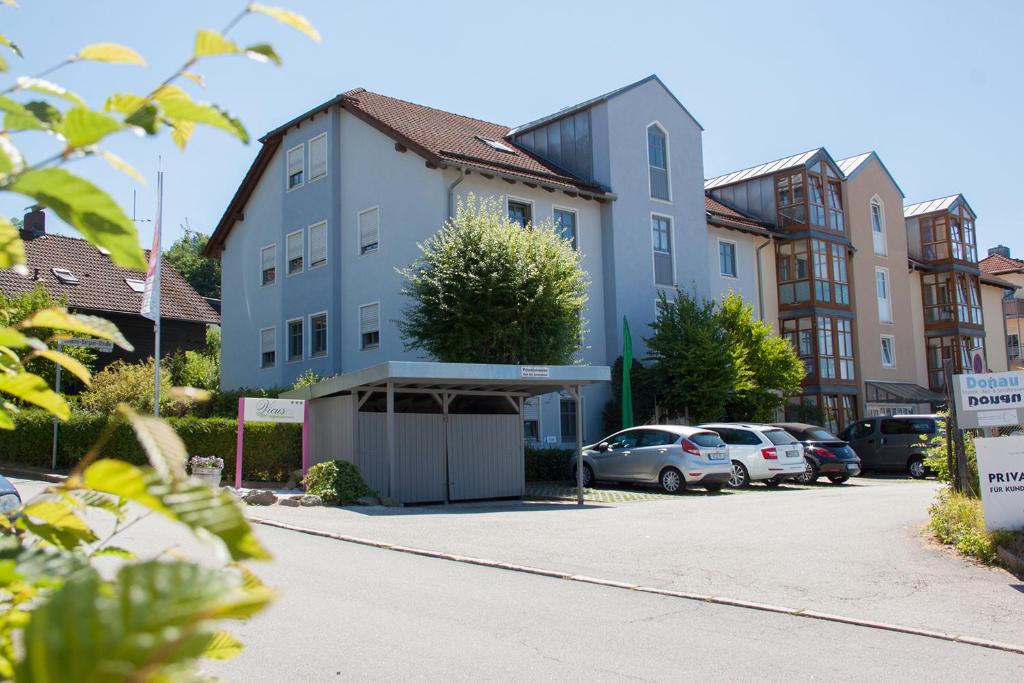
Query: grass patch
[[928, 489, 1014, 564]]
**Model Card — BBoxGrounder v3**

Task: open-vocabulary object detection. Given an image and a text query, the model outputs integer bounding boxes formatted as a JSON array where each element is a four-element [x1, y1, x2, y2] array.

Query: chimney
[[21, 206, 45, 239], [988, 244, 1011, 258]]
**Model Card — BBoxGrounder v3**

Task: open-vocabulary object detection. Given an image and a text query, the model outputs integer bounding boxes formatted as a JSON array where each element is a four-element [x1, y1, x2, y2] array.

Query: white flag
[[141, 173, 163, 321]]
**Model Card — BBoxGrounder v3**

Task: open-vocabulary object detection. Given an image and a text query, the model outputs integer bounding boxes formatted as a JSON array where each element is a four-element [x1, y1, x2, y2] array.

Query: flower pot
[[191, 466, 224, 487]]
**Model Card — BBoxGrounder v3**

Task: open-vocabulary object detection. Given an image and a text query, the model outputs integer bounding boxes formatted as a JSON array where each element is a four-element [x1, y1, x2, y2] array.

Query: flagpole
[[153, 171, 163, 416]]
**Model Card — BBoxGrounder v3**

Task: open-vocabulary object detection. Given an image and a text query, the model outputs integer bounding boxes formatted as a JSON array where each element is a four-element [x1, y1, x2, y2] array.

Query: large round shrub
[[302, 460, 374, 505]]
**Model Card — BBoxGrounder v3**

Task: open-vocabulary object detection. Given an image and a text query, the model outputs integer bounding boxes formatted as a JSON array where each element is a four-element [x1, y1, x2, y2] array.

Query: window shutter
[[360, 303, 379, 334], [309, 135, 327, 179], [287, 146, 304, 177], [359, 208, 379, 253], [262, 245, 275, 270], [261, 328, 275, 353], [287, 232, 303, 262], [309, 222, 327, 266], [523, 398, 540, 421]]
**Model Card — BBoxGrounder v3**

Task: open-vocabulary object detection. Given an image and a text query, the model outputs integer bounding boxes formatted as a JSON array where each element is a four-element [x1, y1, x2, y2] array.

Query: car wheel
[[703, 481, 724, 493], [796, 458, 819, 484], [827, 475, 849, 485], [908, 457, 926, 480], [659, 467, 685, 494], [764, 478, 782, 488], [727, 461, 750, 489]]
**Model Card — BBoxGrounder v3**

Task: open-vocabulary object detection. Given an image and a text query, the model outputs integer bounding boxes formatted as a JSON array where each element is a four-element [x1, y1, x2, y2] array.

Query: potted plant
[[189, 455, 225, 487]]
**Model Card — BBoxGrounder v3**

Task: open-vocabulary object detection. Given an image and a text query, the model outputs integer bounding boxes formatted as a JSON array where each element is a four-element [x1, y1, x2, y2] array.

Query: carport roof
[[280, 361, 611, 400], [864, 380, 944, 404]]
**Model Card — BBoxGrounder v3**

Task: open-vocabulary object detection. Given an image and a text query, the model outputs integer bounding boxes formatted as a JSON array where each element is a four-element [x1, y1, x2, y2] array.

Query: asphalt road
[[6, 475, 1024, 681]]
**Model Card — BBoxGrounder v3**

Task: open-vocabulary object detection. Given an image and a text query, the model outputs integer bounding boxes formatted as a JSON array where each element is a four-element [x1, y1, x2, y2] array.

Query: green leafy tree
[[0, 3, 319, 678], [399, 194, 589, 364], [166, 232, 221, 298], [166, 324, 221, 391], [646, 291, 735, 423], [718, 292, 804, 422]]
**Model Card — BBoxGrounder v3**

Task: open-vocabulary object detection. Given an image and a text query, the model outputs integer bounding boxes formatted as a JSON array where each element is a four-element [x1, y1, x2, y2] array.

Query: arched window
[[647, 124, 669, 201], [870, 196, 887, 256]]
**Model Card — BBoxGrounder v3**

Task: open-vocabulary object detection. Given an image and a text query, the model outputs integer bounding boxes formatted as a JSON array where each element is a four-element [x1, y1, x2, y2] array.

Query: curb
[[251, 516, 1024, 657], [997, 546, 1024, 576]]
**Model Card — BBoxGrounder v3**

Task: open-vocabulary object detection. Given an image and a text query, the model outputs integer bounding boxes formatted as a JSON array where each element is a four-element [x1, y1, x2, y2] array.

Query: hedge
[[6, 410, 301, 482], [525, 447, 574, 482]]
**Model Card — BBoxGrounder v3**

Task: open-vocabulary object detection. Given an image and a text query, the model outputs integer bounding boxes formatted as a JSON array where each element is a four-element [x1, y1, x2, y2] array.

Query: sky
[[3, 0, 1022, 257]]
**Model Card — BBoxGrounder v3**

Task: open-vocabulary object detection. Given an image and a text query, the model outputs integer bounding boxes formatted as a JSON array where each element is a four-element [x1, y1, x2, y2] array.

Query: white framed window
[[1009, 333, 1021, 361], [560, 394, 578, 443], [260, 327, 276, 368], [875, 267, 892, 323], [523, 397, 540, 442], [310, 311, 328, 357], [359, 302, 380, 350], [308, 133, 327, 181], [52, 267, 79, 285], [647, 123, 670, 202], [359, 207, 380, 255], [880, 335, 896, 368], [651, 213, 673, 286], [286, 144, 304, 190], [125, 278, 146, 293], [553, 207, 578, 250], [506, 197, 533, 227], [286, 318, 303, 362], [309, 220, 327, 268], [286, 230, 304, 275], [719, 239, 737, 278], [870, 196, 887, 256], [261, 244, 276, 286]]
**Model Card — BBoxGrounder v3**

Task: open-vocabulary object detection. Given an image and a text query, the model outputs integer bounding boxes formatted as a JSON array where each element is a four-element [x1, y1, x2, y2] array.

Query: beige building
[[979, 247, 1024, 369]]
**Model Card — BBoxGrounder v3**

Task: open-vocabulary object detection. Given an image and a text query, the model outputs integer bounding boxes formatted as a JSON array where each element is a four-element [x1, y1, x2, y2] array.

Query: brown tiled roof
[[339, 89, 602, 193], [705, 195, 774, 235], [979, 253, 1024, 275], [0, 233, 220, 324]]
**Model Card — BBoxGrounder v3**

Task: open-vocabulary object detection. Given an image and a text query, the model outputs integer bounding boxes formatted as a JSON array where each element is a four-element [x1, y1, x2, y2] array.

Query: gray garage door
[[446, 414, 524, 501]]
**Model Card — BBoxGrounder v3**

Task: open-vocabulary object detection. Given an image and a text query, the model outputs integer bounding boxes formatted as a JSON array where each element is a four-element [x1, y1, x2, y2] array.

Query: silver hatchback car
[[571, 425, 732, 493]]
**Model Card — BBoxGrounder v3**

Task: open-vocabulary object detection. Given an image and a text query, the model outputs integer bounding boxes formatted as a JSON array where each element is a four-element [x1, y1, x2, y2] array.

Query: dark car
[[839, 415, 941, 479], [0, 475, 21, 514], [770, 423, 862, 485]]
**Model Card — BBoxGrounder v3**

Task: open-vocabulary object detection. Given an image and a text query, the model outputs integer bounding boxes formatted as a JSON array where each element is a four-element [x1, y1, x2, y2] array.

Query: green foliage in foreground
[[922, 411, 979, 494], [302, 460, 375, 505], [399, 194, 589, 365], [928, 489, 1012, 564]]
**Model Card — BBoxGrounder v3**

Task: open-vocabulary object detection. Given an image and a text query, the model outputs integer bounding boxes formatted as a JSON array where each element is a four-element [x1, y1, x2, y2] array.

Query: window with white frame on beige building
[[875, 267, 892, 323], [870, 197, 886, 256]]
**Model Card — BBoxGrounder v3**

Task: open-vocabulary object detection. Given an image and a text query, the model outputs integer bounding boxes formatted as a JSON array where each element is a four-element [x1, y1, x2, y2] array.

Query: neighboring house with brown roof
[[981, 245, 1024, 367], [206, 75, 708, 446], [0, 212, 220, 369]]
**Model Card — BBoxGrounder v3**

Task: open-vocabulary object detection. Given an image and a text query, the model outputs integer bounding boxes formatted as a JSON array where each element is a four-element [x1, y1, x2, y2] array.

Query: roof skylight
[[52, 267, 79, 285], [475, 135, 515, 154], [125, 278, 146, 293]]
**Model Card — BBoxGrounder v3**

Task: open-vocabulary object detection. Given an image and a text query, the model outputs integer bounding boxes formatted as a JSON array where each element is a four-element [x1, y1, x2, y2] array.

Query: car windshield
[[689, 432, 725, 448], [763, 429, 798, 445], [802, 428, 839, 441]]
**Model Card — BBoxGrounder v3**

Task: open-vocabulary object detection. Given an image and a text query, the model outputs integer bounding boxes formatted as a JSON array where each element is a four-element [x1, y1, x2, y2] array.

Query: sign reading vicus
[[241, 397, 306, 424]]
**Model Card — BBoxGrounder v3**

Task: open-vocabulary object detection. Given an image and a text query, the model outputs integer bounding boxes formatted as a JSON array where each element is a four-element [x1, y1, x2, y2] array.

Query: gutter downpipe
[[447, 167, 466, 218], [755, 236, 773, 321]]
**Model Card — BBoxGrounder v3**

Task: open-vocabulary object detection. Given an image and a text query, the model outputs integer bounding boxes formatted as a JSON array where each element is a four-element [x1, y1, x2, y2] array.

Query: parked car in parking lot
[[0, 475, 21, 514], [839, 415, 941, 478], [770, 423, 861, 484], [698, 424, 806, 488], [572, 426, 732, 493]]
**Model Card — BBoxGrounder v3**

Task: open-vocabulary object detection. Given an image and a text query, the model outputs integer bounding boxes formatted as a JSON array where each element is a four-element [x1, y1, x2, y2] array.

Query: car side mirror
[[597, 442, 609, 452]]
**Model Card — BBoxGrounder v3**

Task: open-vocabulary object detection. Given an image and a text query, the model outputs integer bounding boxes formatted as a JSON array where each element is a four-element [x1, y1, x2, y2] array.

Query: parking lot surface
[[249, 476, 1024, 645]]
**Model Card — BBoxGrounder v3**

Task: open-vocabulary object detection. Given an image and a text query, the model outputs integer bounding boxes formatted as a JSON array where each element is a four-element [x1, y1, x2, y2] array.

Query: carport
[[281, 361, 610, 505]]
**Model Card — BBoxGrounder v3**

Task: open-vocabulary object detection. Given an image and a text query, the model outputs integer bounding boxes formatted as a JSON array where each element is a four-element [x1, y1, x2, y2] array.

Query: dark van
[[839, 415, 941, 479]]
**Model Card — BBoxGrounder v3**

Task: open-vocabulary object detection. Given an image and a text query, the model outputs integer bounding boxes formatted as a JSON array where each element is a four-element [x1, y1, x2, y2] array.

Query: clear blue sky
[[4, 0, 1022, 256]]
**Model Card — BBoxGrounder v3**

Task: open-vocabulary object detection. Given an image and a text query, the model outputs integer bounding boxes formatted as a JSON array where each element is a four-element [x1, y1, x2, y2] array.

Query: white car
[[697, 423, 806, 488]]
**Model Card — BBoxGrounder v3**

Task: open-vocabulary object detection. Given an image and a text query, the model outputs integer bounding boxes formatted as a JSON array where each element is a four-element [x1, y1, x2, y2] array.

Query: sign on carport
[[951, 371, 1024, 429]]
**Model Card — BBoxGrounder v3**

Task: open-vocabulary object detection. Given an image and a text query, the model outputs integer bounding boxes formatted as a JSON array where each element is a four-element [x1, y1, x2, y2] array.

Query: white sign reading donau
[[975, 436, 1024, 532]]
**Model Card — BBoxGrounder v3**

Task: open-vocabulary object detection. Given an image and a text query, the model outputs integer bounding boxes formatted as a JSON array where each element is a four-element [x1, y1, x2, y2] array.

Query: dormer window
[[125, 278, 146, 293], [52, 268, 79, 284], [476, 136, 515, 154]]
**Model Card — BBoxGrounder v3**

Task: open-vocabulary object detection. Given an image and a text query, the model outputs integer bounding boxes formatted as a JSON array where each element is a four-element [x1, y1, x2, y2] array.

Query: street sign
[[62, 338, 114, 352], [952, 371, 1024, 429], [975, 436, 1024, 531]]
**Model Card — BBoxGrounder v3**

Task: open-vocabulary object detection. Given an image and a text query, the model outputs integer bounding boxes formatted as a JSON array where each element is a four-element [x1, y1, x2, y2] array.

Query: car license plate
[[846, 463, 858, 470], [709, 451, 726, 461], [787, 449, 800, 458]]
